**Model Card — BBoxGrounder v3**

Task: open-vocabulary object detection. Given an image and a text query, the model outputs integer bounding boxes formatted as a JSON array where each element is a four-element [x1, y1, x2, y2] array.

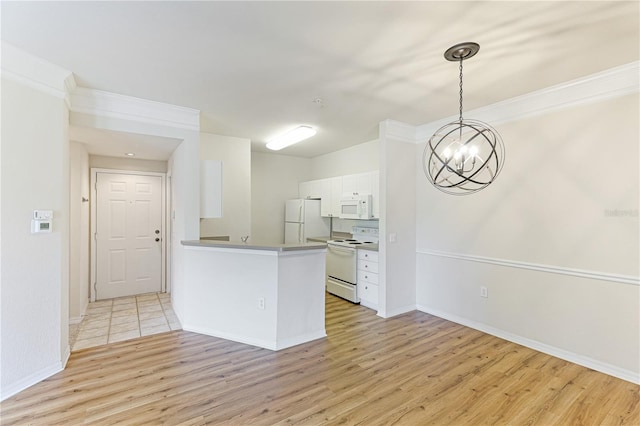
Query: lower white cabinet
[[357, 249, 379, 309]]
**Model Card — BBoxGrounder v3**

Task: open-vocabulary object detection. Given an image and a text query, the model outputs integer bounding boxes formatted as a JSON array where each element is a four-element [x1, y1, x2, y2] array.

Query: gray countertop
[[182, 239, 327, 252]]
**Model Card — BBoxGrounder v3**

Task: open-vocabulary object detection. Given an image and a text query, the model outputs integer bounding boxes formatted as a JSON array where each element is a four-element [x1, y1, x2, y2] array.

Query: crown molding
[[70, 87, 200, 131], [0, 41, 74, 103], [415, 61, 640, 142]]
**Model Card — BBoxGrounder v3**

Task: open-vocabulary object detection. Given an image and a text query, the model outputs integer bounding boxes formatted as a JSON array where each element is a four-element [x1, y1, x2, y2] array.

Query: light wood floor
[[1, 294, 638, 425]]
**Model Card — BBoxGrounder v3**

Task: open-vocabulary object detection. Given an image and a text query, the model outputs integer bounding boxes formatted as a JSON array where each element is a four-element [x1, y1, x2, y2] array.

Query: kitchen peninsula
[[180, 239, 327, 350]]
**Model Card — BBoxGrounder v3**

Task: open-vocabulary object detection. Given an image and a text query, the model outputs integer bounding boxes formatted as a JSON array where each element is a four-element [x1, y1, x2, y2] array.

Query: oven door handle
[[328, 245, 356, 255]]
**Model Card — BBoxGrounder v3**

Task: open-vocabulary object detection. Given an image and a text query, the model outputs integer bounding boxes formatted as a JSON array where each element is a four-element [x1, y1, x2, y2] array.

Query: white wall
[[251, 152, 311, 243], [1, 77, 70, 399], [200, 133, 251, 240], [415, 91, 639, 382], [310, 139, 378, 179], [69, 142, 90, 323], [378, 123, 416, 318]]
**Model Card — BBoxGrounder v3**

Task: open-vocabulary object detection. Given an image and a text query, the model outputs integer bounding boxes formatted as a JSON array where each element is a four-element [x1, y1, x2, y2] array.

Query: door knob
[[155, 238, 160, 242], [155, 229, 160, 234]]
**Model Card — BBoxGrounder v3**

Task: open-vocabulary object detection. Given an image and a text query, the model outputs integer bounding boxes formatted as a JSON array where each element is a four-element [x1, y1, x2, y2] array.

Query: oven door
[[326, 244, 357, 284]]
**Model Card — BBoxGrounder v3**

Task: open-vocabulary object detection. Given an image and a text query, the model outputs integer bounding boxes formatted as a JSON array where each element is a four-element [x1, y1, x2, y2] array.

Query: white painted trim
[[0, 41, 74, 100], [377, 303, 417, 319], [90, 168, 168, 301], [416, 61, 640, 141], [417, 304, 640, 385], [274, 330, 327, 351], [70, 87, 200, 131], [0, 362, 64, 402], [418, 249, 640, 286]]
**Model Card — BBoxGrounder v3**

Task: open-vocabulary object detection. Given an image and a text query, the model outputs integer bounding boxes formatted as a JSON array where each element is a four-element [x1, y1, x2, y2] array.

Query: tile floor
[[70, 292, 181, 351]]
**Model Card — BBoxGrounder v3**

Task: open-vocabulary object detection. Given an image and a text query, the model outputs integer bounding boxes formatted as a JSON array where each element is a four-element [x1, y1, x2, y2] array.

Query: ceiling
[[2, 1, 638, 159]]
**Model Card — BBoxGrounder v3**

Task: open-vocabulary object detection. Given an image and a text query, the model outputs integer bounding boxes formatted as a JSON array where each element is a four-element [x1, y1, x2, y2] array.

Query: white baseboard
[[183, 324, 326, 351], [417, 304, 640, 385], [377, 303, 417, 319], [0, 362, 64, 402]]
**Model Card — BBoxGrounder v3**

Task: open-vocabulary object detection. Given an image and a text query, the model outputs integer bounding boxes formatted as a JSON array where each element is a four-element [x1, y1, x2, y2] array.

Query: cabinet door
[[356, 172, 373, 195], [319, 179, 332, 217], [342, 174, 358, 196], [330, 177, 342, 217], [371, 171, 379, 219]]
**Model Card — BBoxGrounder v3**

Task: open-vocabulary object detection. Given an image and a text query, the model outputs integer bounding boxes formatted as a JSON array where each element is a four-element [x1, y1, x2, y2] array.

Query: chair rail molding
[[419, 249, 640, 286]]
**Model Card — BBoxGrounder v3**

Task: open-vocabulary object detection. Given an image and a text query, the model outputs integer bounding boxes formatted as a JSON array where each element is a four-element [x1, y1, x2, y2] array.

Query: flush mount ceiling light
[[266, 125, 316, 151], [423, 42, 505, 195]]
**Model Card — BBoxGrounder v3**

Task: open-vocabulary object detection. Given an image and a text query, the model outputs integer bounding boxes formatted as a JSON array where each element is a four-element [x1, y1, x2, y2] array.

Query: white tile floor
[[70, 292, 181, 351]]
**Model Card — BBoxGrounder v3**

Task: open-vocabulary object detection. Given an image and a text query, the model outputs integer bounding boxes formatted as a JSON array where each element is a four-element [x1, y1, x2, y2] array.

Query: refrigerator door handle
[[298, 223, 303, 243], [299, 204, 303, 222]]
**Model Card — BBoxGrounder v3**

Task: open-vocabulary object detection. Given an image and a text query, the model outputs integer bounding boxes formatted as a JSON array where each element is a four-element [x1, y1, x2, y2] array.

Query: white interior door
[[96, 172, 162, 299]]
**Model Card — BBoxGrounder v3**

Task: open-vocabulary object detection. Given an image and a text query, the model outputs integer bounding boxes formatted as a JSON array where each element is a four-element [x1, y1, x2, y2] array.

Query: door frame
[[90, 168, 169, 302]]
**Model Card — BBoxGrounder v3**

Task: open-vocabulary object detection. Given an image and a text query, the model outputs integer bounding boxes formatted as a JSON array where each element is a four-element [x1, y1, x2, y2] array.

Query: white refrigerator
[[284, 199, 330, 244]]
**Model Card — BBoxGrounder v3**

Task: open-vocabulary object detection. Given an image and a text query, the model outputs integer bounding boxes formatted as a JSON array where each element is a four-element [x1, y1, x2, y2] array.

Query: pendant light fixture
[[423, 42, 504, 195]]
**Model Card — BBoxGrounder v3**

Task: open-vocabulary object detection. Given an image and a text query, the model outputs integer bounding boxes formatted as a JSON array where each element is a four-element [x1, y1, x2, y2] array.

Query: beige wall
[[1, 77, 70, 396], [310, 139, 378, 179], [200, 133, 251, 241], [251, 152, 311, 243], [414, 93, 639, 381], [69, 142, 90, 322], [90, 155, 167, 173]]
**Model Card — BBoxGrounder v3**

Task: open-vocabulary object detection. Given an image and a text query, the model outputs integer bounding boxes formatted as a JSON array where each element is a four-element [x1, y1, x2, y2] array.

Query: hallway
[[70, 292, 181, 351]]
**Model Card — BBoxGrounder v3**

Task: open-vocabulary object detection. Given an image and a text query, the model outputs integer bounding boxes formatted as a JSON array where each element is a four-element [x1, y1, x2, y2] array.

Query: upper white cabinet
[[342, 172, 373, 196], [371, 171, 379, 219], [299, 177, 341, 217], [299, 171, 378, 219]]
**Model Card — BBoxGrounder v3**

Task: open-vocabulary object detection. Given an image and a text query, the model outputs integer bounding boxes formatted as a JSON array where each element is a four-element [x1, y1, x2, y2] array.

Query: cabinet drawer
[[358, 250, 378, 262], [358, 270, 379, 285], [358, 259, 378, 274], [358, 282, 379, 304]]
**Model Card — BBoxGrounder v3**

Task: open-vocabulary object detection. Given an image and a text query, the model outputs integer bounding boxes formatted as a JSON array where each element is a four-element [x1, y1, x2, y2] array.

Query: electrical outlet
[[480, 286, 488, 298], [258, 297, 265, 310]]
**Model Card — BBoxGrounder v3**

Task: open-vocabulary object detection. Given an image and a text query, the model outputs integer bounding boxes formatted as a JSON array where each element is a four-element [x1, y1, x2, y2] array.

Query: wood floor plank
[[1, 293, 638, 425]]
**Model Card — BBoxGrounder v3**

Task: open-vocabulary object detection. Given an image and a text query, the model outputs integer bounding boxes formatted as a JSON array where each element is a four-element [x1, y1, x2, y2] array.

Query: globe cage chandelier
[[423, 42, 505, 195]]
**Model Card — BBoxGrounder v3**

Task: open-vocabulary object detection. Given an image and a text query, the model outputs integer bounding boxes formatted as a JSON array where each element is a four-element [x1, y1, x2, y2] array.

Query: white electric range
[[326, 227, 379, 303]]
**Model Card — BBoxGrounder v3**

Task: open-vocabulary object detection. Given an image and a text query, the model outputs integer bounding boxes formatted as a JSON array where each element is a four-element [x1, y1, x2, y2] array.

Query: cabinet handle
[[365, 275, 368, 279], [365, 265, 368, 268]]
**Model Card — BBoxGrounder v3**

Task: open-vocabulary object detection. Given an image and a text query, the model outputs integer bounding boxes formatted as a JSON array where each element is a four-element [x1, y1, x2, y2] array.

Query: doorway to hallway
[[92, 170, 167, 301]]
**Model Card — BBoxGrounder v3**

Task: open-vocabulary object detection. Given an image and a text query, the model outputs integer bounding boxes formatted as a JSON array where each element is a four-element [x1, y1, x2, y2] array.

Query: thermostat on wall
[[31, 210, 53, 233]]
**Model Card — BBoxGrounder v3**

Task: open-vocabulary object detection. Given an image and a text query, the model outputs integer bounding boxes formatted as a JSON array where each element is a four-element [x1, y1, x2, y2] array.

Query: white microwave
[[339, 194, 373, 219]]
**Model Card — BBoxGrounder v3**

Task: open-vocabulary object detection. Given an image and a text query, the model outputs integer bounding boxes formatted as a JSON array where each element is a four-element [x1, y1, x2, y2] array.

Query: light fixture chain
[[459, 58, 464, 123]]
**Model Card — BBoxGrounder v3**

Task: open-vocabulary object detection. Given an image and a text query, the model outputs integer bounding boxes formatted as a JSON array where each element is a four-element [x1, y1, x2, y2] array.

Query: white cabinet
[[300, 177, 342, 218], [342, 172, 374, 197], [299, 171, 378, 219], [357, 249, 379, 310], [329, 177, 342, 217], [371, 171, 379, 219]]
